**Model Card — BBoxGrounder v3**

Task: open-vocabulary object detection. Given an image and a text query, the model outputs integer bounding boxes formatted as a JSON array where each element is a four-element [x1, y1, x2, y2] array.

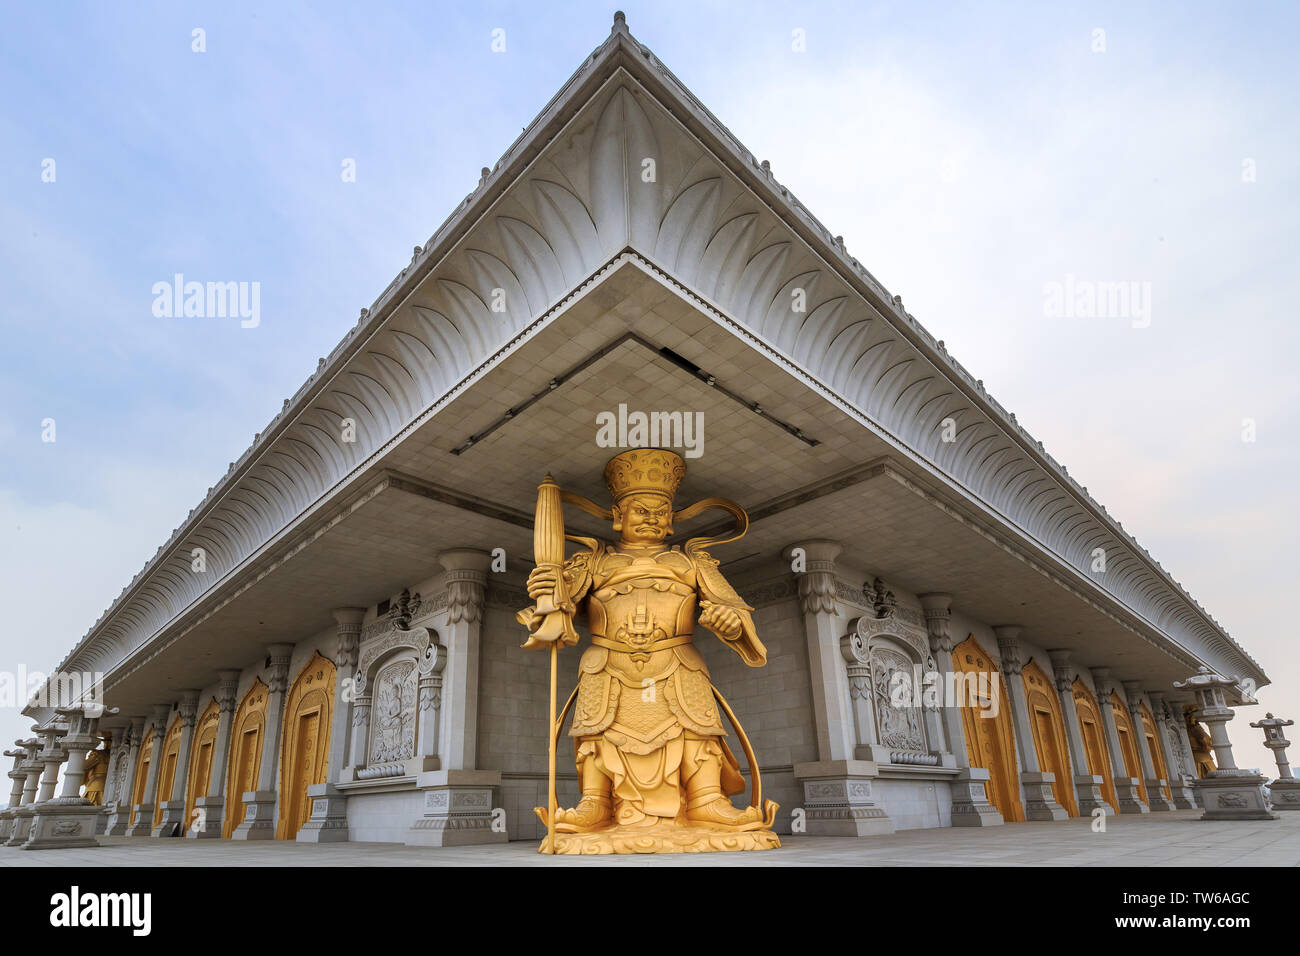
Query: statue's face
[[613, 493, 673, 544]]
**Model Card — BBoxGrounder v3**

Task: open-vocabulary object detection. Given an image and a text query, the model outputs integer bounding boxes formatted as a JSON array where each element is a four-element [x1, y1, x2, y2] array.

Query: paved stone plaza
[[1, 810, 1294, 866]]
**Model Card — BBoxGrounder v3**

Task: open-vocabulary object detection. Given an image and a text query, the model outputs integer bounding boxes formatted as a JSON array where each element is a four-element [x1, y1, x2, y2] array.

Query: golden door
[[1023, 662, 1077, 816], [223, 727, 262, 838], [1111, 695, 1147, 806], [1140, 705, 1174, 802], [954, 637, 1024, 822], [128, 730, 154, 826], [283, 710, 321, 839], [1072, 681, 1117, 810], [185, 700, 220, 830], [1033, 706, 1077, 816]]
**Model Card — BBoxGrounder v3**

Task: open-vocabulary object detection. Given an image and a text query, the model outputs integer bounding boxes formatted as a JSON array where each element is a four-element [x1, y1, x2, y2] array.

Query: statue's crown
[[604, 449, 685, 503]]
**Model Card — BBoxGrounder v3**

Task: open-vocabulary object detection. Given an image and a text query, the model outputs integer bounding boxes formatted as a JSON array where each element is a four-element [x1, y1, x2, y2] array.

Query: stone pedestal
[[406, 769, 506, 847], [231, 790, 278, 839], [297, 783, 350, 842], [1020, 771, 1069, 821], [1268, 779, 1300, 810], [22, 798, 101, 849], [6, 807, 37, 846], [153, 800, 187, 836], [1196, 770, 1277, 820], [190, 795, 225, 839], [793, 760, 895, 836], [949, 767, 1005, 827]]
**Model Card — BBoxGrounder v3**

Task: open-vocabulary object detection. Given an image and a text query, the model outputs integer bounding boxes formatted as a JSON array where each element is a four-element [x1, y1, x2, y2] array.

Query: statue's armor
[[570, 547, 725, 750]]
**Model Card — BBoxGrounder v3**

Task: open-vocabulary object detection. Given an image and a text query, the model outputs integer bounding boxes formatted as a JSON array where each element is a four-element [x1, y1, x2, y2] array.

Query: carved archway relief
[[185, 698, 220, 827], [276, 652, 336, 840], [1072, 679, 1116, 811], [153, 713, 184, 828], [1022, 660, 1077, 816], [1110, 693, 1148, 806], [128, 726, 155, 826], [223, 679, 268, 838], [953, 636, 1023, 822]]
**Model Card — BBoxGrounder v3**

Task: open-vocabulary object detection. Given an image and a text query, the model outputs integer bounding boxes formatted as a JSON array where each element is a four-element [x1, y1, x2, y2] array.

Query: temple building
[[3, 14, 1278, 852]]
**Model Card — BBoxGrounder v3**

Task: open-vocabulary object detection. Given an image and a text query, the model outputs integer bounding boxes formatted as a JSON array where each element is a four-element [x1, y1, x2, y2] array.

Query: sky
[[1, 2, 1297, 799]]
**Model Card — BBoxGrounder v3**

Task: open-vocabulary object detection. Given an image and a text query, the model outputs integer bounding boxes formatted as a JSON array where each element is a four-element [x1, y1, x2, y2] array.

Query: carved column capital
[[265, 643, 294, 695], [785, 540, 841, 616], [1047, 649, 1075, 693], [1121, 680, 1146, 717], [332, 607, 366, 670], [918, 593, 953, 653], [438, 549, 491, 624], [993, 626, 1023, 676], [178, 690, 200, 728], [216, 669, 241, 715], [1090, 666, 1115, 700], [150, 704, 172, 734]]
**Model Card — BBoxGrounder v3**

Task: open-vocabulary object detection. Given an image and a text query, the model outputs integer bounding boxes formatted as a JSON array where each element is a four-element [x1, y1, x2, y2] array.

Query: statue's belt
[[591, 634, 693, 654]]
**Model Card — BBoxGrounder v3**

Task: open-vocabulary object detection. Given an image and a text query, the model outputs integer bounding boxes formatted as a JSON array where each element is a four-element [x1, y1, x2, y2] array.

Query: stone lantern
[[22, 704, 119, 849], [1249, 713, 1300, 811], [1172, 667, 1275, 821]]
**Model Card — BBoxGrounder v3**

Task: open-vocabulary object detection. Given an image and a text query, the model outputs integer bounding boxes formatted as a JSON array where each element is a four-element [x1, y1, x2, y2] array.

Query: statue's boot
[[686, 792, 764, 829], [555, 794, 612, 832]]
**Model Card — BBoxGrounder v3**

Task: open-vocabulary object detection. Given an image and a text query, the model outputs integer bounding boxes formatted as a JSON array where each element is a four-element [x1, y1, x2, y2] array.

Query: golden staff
[[520, 474, 577, 853]]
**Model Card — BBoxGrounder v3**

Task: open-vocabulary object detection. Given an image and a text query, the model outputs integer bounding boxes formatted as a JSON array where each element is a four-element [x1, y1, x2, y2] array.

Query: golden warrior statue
[[518, 449, 779, 853]]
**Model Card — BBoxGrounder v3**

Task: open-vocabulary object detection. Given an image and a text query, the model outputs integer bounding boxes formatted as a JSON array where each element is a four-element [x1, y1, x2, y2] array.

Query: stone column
[[3, 737, 47, 846], [995, 627, 1066, 821], [298, 609, 364, 843], [1121, 681, 1174, 811], [1250, 713, 1300, 810], [126, 705, 171, 836], [33, 723, 69, 804], [154, 690, 199, 835], [1048, 650, 1111, 815], [838, 630, 879, 759], [23, 705, 118, 849], [1147, 691, 1197, 809], [1173, 667, 1275, 820], [1091, 669, 1147, 813], [103, 717, 144, 836], [921, 594, 1002, 827], [233, 644, 293, 839], [191, 670, 240, 839], [1168, 700, 1204, 807], [787, 541, 892, 838], [408, 549, 505, 847]]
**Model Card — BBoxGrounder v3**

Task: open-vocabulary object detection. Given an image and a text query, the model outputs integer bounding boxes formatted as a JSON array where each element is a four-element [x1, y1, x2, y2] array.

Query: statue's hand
[[699, 601, 743, 641], [526, 566, 559, 602]]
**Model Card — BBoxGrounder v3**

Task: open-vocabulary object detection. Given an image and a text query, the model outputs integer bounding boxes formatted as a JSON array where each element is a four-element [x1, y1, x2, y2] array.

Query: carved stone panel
[[368, 659, 418, 764], [870, 647, 926, 752]]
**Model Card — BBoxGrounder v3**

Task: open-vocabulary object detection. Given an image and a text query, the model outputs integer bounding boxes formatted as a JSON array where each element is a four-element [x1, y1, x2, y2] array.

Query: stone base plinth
[[1168, 776, 1198, 810], [3, 808, 34, 845], [793, 760, 895, 837], [1073, 774, 1114, 816], [1113, 778, 1149, 814], [406, 770, 506, 847], [123, 804, 155, 836], [549, 817, 780, 854], [101, 802, 130, 836], [22, 798, 100, 850], [231, 791, 278, 839], [152, 799, 187, 837], [1196, 770, 1277, 821], [0, 809, 13, 841], [1144, 780, 1176, 811], [949, 768, 1005, 827], [1021, 772, 1069, 821], [1268, 779, 1300, 811], [297, 784, 349, 843], [93, 806, 109, 835], [189, 795, 224, 838]]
